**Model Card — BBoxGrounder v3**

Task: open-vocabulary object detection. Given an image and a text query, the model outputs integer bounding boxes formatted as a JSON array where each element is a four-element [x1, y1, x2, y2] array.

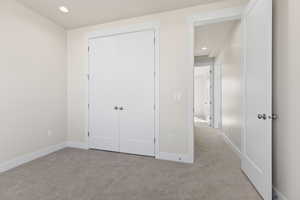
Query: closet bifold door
[[118, 30, 156, 157], [88, 36, 121, 152]]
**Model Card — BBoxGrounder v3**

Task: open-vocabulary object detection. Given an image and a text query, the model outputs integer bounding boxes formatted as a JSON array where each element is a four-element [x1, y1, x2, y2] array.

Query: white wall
[[273, 0, 300, 199], [67, 0, 248, 157], [215, 21, 242, 150], [0, 0, 67, 164]]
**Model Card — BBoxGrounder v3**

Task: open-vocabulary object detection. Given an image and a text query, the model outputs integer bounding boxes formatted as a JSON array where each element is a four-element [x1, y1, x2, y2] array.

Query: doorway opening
[[193, 18, 241, 133], [189, 2, 273, 199], [192, 14, 255, 195], [191, 9, 250, 195], [194, 64, 213, 127]]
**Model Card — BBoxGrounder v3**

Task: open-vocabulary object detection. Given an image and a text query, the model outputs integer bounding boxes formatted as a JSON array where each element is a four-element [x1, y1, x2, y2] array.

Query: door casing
[[194, 65, 214, 127]]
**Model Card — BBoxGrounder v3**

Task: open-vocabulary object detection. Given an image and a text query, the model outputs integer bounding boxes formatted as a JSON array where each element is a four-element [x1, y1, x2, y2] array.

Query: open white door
[[241, 0, 272, 199]]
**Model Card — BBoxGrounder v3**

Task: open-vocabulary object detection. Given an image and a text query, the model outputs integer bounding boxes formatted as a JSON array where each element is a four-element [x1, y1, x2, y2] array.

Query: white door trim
[[209, 64, 214, 128], [86, 22, 160, 159], [187, 6, 244, 165]]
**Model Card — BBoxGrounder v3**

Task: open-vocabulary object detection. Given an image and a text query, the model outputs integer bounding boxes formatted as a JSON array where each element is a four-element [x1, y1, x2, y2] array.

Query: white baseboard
[[66, 141, 89, 150], [219, 132, 242, 158], [273, 187, 288, 200], [219, 133, 288, 200], [157, 152, 193, 164], [0, 142, 66, 173], [66, 142, 194, 164], [0, 142, 193, 174], [66, 143, 195, 164]]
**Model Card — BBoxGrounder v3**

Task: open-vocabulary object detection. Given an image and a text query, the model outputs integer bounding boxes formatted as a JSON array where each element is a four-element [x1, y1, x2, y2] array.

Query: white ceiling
[[17, 0, 224, 29], [194, 20, 239, 57]]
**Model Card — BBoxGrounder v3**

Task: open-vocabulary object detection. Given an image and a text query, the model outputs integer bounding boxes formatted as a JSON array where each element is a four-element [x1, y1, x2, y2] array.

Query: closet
[[88, 30, 156, 156]]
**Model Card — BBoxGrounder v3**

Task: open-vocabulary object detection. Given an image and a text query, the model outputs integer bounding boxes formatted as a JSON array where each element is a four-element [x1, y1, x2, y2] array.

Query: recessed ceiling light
[[59, 6, 69, 13], [202, 46, 208, 50]]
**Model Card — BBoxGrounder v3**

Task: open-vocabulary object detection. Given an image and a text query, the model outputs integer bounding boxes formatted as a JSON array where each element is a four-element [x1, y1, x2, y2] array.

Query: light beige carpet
[[0, 125, 262, 200]]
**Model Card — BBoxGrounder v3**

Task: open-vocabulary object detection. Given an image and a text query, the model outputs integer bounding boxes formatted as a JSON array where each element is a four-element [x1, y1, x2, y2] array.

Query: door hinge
[[88, 104, 90, 109], [87, 74, 90, 80], [154, 37, 155, 44], [154, 104, 156, 110], [154, 138, 156, 143], [154, 72, 156, 77], [88, 132, 90, 137], [88, 46, 90, 52]]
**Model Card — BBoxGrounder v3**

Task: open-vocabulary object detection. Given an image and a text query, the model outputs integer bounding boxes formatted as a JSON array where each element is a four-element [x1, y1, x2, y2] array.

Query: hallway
[[194, 123, 262, 199], [0, 124, 261, 200]]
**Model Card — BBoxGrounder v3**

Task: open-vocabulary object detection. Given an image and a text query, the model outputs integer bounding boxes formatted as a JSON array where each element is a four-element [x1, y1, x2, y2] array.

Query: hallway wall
[[215, 21, 242, 150]]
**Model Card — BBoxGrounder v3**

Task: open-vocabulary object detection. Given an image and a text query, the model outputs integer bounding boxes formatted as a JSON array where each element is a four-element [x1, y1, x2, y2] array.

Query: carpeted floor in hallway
[[0, 124, 262, 200]]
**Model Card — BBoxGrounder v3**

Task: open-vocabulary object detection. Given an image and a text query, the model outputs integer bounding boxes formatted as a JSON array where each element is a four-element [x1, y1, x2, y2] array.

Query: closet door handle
[[114, 106, 119, 110], [119, 107, 124, 111]]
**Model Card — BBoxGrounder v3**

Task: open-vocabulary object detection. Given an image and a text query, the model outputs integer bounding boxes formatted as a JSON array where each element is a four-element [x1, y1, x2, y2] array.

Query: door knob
[[257, 114, 262, 119], [257, 113, 266, 120], [119, 107, 124, 111], [114, 106, 118, 110]]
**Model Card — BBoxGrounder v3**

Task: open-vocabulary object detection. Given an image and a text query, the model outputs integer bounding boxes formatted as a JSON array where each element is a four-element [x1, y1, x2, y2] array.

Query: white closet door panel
[[89, 37, 121, 152], [118, 31, 155, 156]]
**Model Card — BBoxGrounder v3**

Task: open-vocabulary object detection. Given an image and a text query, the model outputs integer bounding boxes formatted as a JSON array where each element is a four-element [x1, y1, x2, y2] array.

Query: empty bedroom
[[0, 0, 299, 200]]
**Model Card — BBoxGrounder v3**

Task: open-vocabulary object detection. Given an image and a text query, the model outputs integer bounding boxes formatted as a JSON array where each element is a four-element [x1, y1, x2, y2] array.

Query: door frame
[[86, 22, 160, 158], [187, 6, 244, 163], [193, 64, 214, 127]]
